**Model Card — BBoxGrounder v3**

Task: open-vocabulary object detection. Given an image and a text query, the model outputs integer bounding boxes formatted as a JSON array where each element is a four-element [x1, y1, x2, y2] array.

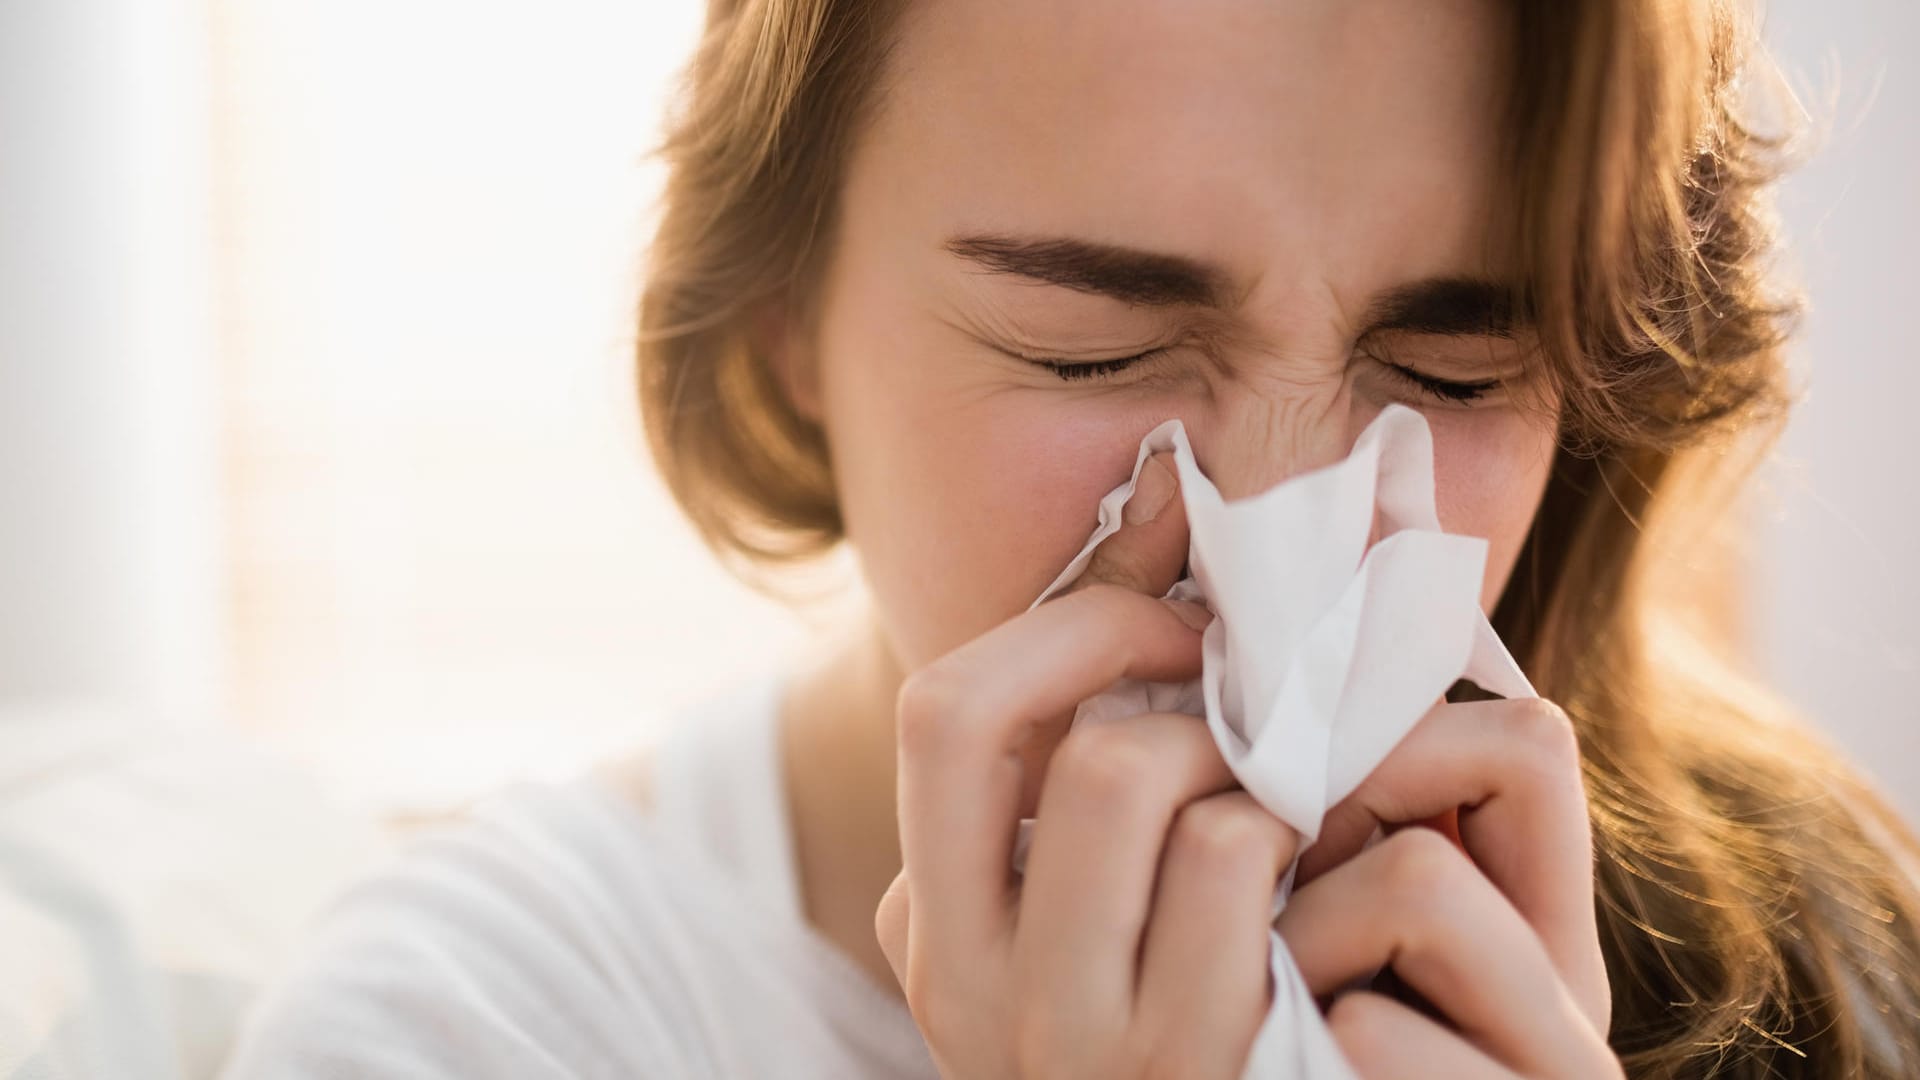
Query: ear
[[754, 299, 823, 422]]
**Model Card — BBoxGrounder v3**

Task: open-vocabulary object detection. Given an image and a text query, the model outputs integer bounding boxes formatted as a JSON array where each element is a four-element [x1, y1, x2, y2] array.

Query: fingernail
[[1124, 455, 1178, 526], [1164, 598, 1214, 632]]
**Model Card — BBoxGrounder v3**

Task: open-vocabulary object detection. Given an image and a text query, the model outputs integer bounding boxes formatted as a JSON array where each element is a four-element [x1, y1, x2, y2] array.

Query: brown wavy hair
[[635, 0, 1920, 1074]]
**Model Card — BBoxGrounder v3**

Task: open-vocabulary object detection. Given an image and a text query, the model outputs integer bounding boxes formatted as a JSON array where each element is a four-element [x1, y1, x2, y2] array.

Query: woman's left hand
[[1276, 696, 1622, 1077]]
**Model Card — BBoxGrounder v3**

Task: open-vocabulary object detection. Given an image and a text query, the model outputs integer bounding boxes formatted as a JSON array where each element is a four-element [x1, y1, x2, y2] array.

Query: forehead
[[850, 0, 1517, 321]]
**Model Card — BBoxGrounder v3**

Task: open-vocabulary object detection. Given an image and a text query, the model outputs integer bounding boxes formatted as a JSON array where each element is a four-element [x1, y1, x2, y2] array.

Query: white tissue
[[1014, 403, 1536, 1079]]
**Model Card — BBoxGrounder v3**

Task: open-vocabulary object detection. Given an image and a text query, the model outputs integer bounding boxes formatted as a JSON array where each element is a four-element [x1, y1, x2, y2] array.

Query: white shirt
[[221, 676, 939, 1079]]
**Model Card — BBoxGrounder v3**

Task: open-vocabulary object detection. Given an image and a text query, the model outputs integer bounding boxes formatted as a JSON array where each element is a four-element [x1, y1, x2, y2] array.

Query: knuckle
[[1053, 724, 1161, 806], [1172, 795, 1288, 868], [1378, 825, 1469, 902], [1324, 990, 1393, 1042], [894, 665, 970, 756], [1501, 697, 1582, 777]]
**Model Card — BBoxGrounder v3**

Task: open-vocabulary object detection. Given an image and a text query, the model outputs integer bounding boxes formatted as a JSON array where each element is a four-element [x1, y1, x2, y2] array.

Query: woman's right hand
[[874, 452, 1301, 1079]]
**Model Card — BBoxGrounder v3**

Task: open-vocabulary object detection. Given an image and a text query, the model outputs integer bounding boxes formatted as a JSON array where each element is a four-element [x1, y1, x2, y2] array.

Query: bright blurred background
[[1, 0, 1914, 819]]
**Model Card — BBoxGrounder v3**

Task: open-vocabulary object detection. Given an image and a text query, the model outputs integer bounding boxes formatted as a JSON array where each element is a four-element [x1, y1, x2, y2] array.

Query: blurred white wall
[[0, 0, 226, 724], [204, 1, 831, 809], [1760, 0, 1920, 821]]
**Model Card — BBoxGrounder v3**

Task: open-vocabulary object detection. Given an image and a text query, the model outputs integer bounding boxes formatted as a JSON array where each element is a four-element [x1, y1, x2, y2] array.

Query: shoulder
[[221, 777, 717, 1078]]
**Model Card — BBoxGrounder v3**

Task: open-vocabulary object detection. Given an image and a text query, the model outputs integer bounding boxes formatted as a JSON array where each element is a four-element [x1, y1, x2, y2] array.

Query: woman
[[224, 0, 1920, 1076]]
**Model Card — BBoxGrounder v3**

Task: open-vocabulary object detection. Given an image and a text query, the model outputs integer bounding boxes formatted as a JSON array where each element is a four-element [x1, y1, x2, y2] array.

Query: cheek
[[818, 299, 1163, 670], [1425, 409, 1558, 613], [853, 403, 1155, 668]]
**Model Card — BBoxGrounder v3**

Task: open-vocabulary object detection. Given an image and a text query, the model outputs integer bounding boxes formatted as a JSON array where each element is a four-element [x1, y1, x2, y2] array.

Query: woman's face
[[792, 0, 1561, 672]]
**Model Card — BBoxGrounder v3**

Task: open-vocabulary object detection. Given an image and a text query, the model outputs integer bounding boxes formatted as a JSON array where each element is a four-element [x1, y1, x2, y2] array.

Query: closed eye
[[1378, 361, 1501, 404], [1017, 348, 1168, 381], [1013, 346, 1502, 404]]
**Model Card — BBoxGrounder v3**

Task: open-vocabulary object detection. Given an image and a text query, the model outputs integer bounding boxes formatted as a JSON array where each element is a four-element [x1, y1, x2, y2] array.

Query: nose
[[1182, 382, 1364, 502]]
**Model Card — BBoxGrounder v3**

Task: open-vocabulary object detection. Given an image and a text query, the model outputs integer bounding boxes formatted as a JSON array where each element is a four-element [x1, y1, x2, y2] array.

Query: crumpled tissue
[[1012, 402, 1536, 1079]]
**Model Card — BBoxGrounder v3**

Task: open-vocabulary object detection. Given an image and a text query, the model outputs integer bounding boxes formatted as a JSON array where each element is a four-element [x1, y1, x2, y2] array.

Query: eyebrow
[[943, 233, 1230, 308], [944, 231, 1529, 335], [1361, 277, 1530, 337]]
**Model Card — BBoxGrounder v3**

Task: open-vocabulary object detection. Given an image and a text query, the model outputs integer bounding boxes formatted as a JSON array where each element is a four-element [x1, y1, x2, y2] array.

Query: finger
[[1024, 449, 1203, 822], [1133, 790, 1300, 1076], [894, 584, 1207, 978], [874, 869, 910, 991], [1323, 991, 1521, 1080], [1276, 828, 1601, 1075], [1010, 712, 1244, 1040], [1293, 696, 1605, 1029], [1059, 451, 1191, 601]]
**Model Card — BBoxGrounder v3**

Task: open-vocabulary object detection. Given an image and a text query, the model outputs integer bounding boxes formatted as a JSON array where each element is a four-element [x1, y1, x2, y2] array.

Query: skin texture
[[797, 0, 1557, 673], [743, 0, 1620, 1075]]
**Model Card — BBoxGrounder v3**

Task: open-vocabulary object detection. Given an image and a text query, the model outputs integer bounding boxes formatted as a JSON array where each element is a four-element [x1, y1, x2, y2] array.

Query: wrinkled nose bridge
[[1183, 395, 1358, 502]]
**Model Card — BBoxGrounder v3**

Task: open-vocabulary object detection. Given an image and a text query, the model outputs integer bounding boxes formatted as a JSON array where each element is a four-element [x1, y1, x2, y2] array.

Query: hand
[[874, 452, 1302, 1079], [1278, 696, 1622, 1077]]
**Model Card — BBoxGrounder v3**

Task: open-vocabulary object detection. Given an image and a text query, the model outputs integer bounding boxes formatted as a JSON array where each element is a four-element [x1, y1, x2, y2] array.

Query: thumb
[[1063, 450, 1191, 601]]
